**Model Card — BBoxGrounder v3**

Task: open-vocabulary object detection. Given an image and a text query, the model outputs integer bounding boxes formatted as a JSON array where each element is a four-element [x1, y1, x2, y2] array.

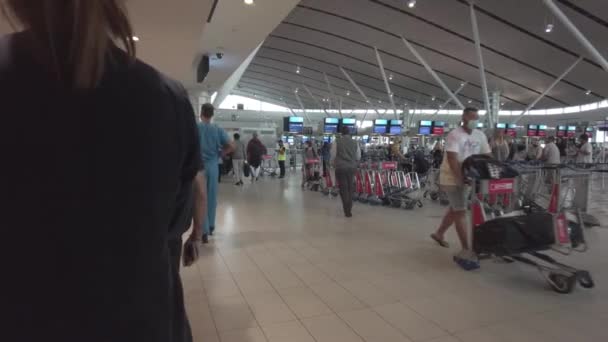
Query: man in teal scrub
[[198, 103, 233, 243]]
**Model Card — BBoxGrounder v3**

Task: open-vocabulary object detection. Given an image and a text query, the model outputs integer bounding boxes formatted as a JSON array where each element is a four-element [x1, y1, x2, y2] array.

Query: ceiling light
[[585, 90, 592, 95], [346, 90, 351, 96], [431, 96, 436, 101], [388, 74, 394, 81], [468, 99, 473, 104], [460, 81, 465, 87], [295, 88, 299, 93], [545, 23, 554, 33], [132, 36, 140, 42], [389, 92, 394, 97], [296, 66, 301, 74], [407, 0, 416, 8], [501, 102, 505, 106], [244, 0, 254, 5]]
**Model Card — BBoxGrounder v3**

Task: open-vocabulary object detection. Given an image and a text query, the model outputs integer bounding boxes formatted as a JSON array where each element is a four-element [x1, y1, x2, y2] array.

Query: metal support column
[[302, 85, 331, 118], [374, 47, 399, 119], [469, 2, 491, 115], [429, 82, 468, 120], [340, 66, 381, 116], [488, 91, 501, 128], [543, 0, 608, 72], [294, 91, 313, 125], [401, 36, 465, 109], [514, 57, 583, 124], [323, 73, 342, 118]]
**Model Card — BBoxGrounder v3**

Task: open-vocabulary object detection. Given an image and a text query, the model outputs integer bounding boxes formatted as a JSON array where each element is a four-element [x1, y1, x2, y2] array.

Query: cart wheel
[[430, 192, 439, 201], [548, 273, 576, 294], [417, 201, 424, 208], [577, 271, 595, 289]]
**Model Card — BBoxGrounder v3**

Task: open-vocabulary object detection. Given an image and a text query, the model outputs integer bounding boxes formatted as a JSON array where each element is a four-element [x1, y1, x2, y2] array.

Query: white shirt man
[[432, 108, 491, 271], [439, 127, 491, 187], [576, 137, 593, 164], [542, 139, 561, 164]]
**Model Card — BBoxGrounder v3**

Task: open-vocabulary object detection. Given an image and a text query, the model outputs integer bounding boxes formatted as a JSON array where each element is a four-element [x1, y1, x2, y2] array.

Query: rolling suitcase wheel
[[577, 271, 595, 289], [548, 273, 576, 294]]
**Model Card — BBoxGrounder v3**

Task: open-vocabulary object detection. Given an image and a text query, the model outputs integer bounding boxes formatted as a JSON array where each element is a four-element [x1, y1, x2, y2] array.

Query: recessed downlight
[[132, 36, 140, 42], [244, 0, 254, 5], [545, 23, 554, 33], [408, 0, 416, 9], [585, 90, 592, 96]]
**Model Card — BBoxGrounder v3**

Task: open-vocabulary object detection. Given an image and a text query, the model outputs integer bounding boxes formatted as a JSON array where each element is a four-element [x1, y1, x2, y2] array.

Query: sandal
[[430, 234, 450, 248]]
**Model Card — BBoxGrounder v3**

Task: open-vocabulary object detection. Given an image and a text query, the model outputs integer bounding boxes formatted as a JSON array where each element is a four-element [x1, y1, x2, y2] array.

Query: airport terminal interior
[[4, 0, 608, 341]]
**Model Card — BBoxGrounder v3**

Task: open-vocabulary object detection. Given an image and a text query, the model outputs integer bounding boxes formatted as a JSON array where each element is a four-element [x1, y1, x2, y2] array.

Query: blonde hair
[[1, 0, 136, 89]]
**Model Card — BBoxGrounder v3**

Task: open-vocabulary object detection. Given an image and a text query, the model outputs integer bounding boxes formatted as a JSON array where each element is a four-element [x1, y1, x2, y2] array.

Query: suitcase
[[243, 162, 250, 177], [473, 212, 555, 256]]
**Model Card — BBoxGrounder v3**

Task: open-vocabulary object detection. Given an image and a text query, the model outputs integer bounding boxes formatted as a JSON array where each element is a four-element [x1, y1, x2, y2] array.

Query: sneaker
[[202, 234, 209, 244], [210, 226, 215, 236], [453, 250, 480, 271]]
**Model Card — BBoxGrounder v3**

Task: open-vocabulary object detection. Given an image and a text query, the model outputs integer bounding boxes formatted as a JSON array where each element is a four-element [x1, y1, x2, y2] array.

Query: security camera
[[216, 52, 224, 59]]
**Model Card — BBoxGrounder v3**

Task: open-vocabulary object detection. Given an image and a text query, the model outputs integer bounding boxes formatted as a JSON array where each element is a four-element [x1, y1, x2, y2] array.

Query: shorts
[[442, 185, 470, 212]]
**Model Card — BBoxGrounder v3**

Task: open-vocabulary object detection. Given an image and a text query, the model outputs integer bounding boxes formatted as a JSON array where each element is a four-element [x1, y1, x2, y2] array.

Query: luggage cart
[[302, 158, 322, 191], [387, 172, 424, 209], [422, 167, 448, 205], [260, 154, 278, 178], [469, 177, 594, 294]]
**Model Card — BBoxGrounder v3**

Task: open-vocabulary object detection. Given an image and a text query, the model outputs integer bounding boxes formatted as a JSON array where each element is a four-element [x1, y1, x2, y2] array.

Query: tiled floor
[[182, 173, 608, 342]]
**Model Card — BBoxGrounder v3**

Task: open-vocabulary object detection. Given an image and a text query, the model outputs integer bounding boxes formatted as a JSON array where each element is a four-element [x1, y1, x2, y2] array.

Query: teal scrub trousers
[[203, 160, 219, 235]]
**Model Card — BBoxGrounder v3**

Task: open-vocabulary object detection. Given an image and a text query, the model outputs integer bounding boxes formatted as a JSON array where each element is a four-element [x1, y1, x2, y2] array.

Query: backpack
[[462, 154, 519, 180]]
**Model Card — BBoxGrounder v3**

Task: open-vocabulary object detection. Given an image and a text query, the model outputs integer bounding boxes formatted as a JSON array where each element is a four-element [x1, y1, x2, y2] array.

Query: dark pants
[[278, 160, 286, 177], [335, 168, 356, 215], [168, 238, 193, 342]]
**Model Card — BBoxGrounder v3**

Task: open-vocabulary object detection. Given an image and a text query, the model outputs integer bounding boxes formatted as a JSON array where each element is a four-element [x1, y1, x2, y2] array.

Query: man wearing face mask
[[430, 108, 491, 270]]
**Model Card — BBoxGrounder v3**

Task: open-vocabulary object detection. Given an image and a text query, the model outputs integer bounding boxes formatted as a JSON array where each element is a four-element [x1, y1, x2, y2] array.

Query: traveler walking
[[430, 108, 491, 270], [278, 140, 287, 178], [247, 132, 267, 182], [331, 126, 361, 217], [1, 2, 203, 341], [321, 141, 331, 176], [232, 133, 246, 185], [490, 129, 510, 162], [302, 141, 319, 188], [576, 134, 593, 164], [198, 103, 233, 241], [541, 136, 561, 165]]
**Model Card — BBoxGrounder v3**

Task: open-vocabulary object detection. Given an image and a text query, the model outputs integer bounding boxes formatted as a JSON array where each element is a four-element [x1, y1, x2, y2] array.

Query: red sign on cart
[[488, 179, 515, 194], [381, 161, 398, 170]]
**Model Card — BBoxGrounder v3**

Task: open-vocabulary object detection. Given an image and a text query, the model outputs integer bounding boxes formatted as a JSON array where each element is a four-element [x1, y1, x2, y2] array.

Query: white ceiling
[[237, 0, 608, 111], [194, 0, 301, 93]]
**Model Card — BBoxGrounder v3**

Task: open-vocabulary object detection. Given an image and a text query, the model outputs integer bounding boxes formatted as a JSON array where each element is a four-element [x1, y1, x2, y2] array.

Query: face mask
[[466, 120, 478, 130]]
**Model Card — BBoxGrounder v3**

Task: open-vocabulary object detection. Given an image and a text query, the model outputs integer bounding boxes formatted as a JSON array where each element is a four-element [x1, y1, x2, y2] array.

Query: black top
[[0, 33, 202, 342]]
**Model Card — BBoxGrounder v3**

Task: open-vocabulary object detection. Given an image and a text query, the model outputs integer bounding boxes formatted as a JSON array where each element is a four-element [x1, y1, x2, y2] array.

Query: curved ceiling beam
[[244, 69, 386, 107], [254, 55, 447, 105], [368, 0, 604, 99], [275, 22, 569, 106], [250, 60, 420, 105], [267, 34, 532, 106], [244, 70, 365, 109]]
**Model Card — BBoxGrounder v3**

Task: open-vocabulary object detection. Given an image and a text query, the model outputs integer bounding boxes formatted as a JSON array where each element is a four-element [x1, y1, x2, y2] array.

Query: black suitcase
[[243, 163, 250, 178], [473, 212, 555, 256]]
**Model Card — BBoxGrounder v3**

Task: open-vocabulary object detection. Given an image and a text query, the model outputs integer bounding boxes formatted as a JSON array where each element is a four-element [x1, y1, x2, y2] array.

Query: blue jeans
[[203, 161, 219, 235]]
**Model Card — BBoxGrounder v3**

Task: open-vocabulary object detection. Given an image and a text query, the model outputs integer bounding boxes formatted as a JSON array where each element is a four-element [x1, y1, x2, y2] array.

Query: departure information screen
[[324, 117, 339, 134]]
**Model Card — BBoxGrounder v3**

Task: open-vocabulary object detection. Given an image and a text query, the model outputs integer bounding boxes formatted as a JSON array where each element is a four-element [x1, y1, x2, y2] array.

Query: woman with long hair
[[1, 1, 202, 341]]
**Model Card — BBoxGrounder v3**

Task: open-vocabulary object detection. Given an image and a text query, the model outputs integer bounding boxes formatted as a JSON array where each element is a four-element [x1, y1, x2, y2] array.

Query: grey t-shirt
[[233, 140, 246, 160]]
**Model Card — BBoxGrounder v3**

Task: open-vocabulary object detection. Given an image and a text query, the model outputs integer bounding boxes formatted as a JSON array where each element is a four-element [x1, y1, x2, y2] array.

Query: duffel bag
[[473, 212, 554, 256]]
